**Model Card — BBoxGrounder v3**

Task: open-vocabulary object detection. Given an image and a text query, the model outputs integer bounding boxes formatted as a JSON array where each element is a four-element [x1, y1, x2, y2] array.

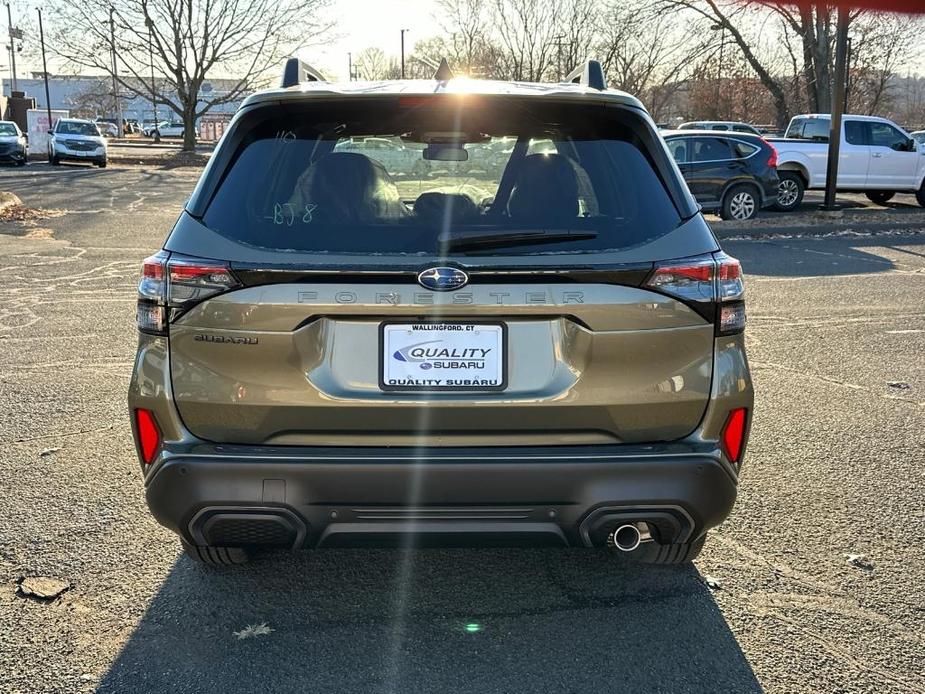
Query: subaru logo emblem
[[417, 266, 469, 292]]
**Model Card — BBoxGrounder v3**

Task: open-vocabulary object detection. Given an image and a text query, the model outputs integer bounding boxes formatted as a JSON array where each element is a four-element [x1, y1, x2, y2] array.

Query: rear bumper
[[144, 444, 739, 549]]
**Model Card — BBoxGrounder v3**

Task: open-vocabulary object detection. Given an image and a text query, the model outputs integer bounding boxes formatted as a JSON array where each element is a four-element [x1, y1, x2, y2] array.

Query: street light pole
[[37, 9, 53, 133], [146, 17, 159, 142], [400, 29, 408, 79], [5, 3, 16, 92], [109, 7, 124, 137]]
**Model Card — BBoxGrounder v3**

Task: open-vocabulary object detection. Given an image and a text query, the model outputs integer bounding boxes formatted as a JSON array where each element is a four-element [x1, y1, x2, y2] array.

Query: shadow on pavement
[[726, 234, 924, 278], [97, 549, 761, 693]]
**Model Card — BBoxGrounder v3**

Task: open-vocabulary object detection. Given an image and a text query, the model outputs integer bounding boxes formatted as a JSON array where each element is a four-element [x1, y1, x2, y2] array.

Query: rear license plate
[[380, 322, 507, 392]]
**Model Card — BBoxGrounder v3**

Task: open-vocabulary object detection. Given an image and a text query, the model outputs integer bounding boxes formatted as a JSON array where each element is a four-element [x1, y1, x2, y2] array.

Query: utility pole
[[822, 7, 850, 211], [551, 35, 566, 81], [146, 16, 159, 142], [37, 9, 53, 133], [5, 3, 17, 92], [400, 29, 408, 79], [109, 7, 124, 137], [348, 52, 353, 81]]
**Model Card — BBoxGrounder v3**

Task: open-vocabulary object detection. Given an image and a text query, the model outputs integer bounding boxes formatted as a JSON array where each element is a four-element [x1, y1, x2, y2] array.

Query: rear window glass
[[201, 98, 684, 257], [787, 118, 829, 141], [733, 141, 759, 158]]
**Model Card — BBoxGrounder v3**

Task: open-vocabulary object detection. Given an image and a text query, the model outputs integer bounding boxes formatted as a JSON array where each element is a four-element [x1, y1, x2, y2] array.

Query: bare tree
[[597, 1, 714, 122], [355, 47, 401, 81], [48, 0, 331, 150], [847, 13, 924, 115]]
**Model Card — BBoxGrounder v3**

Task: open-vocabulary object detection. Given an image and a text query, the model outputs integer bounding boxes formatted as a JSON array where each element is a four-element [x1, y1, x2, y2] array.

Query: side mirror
[[48, 130, 54, 135]]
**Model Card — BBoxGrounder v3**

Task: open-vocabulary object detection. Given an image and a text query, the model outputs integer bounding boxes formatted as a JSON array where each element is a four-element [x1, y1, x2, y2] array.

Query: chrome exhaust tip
[[610, 522, 654, 552]]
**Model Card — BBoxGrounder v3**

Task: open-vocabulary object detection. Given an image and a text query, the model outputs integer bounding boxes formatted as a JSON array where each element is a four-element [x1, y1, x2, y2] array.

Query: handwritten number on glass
[[268, 203, 318, 226]]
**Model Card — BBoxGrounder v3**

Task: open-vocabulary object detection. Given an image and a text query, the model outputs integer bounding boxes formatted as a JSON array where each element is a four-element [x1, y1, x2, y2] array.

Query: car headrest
[[413, 192, 480, 225], [507, 154, 579, 223], [300, 152, 405, 223]]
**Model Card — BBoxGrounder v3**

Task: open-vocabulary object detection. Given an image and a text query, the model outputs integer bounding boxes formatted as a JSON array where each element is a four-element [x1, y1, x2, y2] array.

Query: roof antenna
[[434, 58, 454, 82]]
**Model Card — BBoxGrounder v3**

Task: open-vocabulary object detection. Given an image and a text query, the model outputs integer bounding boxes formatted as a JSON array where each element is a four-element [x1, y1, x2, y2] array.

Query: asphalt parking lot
[[0, 165, 923, 693]]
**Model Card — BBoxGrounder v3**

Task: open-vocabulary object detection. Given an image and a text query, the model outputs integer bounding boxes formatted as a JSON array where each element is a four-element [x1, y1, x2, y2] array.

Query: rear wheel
[[775, 172, 804, 212], [49, 155, 60, 166], [97, 160, 107, 169], [181, 540, 250, 566], [720, 184, 759, 221], [866, 191, 895, 205], [916, 183, 925, 208]]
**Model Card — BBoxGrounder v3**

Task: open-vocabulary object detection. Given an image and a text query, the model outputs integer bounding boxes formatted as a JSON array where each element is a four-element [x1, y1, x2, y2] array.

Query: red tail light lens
[[645, 259, 715, 303], [721, 408, 748, 463], [135, 252, 239, 335], [763, 139, 778, 168], [645, 254, 746, 335], [134, 408, 161, 464], [167, 258, 239, 309], [137, 251, 168, 334]]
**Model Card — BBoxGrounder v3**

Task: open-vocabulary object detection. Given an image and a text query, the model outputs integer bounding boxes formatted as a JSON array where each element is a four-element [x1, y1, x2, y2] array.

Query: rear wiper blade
[[440, 229, 598, 251]]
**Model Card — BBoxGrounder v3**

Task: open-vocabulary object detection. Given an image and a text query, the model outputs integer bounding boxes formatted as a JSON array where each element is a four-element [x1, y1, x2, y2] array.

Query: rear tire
[[720, 184, 759, 221], [636, 535, 706, 565], [775, 172, 804, 212], [916, 183, 925, 208], [49, 155, 60, 166], [182, 540, 250, 566], [866, 191, 895, 205], [97, 160, 107, 169]]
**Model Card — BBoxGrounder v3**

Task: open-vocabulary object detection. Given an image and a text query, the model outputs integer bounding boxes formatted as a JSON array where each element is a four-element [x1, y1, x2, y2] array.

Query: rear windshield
[[57, 121, 100, 136], [201, 97, 685, 257], [786, 118, 830, 141]]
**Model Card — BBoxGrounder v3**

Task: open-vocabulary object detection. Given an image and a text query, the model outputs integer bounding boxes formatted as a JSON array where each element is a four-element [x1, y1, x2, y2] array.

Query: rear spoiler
[[280, 58, 326, 88]]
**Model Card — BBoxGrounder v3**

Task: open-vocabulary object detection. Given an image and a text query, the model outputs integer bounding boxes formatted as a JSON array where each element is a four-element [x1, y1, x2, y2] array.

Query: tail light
[[721, 408, 748, 464], [134, 408, 161, 464], [762, 138, 778, 168], [136, 252, 240, 335], [644, 253, 746, 335]]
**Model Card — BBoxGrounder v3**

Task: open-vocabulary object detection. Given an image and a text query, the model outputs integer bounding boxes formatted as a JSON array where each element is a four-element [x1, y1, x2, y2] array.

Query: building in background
[[3, 74, 244, 129]]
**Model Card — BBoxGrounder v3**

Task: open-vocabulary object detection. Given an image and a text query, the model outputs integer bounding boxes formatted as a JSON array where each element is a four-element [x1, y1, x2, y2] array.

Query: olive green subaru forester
[[129, 60, 753, 565]]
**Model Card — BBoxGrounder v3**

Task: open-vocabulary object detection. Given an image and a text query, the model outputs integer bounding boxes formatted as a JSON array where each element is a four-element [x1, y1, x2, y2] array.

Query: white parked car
[[95, 121, 119, 137], [47, 118, 107, 168], [769, 114, 925, 210], [333, 137, 419, 175], [151, 121, 191, 138], [679, 121, 762, 136]]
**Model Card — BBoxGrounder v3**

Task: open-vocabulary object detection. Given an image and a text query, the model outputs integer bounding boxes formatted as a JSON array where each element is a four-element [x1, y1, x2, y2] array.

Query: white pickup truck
[[768, 114, 925, 210]]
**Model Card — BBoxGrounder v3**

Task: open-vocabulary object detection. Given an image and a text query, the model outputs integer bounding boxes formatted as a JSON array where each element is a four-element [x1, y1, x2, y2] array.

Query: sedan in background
[[0, 120, 27, 166], [911, 130, 925, 148], [663, 131, 779, 221]]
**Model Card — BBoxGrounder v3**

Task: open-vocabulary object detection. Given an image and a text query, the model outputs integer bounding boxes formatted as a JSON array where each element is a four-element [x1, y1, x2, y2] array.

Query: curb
[[712, 220, 925, 239]]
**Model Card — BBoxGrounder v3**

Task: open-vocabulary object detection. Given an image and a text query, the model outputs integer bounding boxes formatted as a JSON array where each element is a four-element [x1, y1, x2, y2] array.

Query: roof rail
[[280, 58, 325, 88], [564, 60, 607, 91]]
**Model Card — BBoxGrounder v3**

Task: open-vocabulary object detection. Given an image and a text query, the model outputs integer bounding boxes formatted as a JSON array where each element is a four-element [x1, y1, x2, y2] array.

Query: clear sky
[[305, 0, 445, 80]]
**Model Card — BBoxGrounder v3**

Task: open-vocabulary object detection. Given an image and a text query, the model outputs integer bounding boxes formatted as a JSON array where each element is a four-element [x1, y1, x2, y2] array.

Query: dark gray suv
[[129, 60, 753, 565]]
